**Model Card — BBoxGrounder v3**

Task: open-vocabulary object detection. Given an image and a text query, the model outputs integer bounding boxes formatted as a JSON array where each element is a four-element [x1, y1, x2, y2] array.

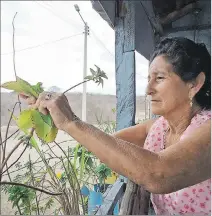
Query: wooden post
[[115, 0, 150, 215], [115, 0, 136, 132]]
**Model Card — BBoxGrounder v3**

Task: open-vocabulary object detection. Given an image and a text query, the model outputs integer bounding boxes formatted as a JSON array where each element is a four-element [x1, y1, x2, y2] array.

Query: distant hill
[[1, 92, 147, 126], [46, 86, 62, 92]]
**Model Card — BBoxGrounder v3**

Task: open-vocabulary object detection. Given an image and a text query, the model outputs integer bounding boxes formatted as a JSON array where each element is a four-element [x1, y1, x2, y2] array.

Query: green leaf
[[101, 72, 108, 79], [100, 78, 104, 88], [94, 65, 100, 72], [73, 144, 80, 171], [16, 77, 39, 98], [40, 113, 53, 127], [17, 110, 33, 130], [84, 75, 93, 80], [1, 81, 24, 93], [86, 157, 93, 168], [90, 68, 96, 76], [105, 169, 112, 177], [79, 147, 86, 181], [31, 109, 58, 143], [1, 77, 41, 98], [31, 82, 44, 94]]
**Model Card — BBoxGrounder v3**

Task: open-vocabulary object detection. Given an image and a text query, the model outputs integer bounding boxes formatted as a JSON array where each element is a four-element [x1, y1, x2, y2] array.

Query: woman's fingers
[[27, 91, 75, 130], [26, 96, 37, 105], [19, 93, 37, 105], [38, 101, 49, 115], [31, 92, 48, 111], [19, 93, 29, 99]]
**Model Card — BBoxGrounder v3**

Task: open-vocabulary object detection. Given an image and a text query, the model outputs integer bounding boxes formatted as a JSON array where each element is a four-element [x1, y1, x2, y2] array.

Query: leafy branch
[[0, 181, 62, 196], [63, 64, 108, 94]]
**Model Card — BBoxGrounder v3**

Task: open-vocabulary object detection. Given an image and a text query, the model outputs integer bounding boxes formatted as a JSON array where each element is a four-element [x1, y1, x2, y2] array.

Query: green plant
[[95, 163, 112, 192], [7, 185, 35, 215]]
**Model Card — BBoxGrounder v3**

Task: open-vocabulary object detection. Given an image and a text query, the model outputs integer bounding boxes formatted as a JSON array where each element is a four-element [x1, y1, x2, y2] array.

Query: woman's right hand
[[19, 93, 37, 106]]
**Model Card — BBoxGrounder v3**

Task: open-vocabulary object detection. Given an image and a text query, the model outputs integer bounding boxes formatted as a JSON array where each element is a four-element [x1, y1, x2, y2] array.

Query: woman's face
[[147, 55, 191, 116]]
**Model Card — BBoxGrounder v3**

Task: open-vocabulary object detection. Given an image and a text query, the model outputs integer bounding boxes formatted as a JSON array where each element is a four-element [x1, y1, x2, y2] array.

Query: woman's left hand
[[31, 91, 77, 131]]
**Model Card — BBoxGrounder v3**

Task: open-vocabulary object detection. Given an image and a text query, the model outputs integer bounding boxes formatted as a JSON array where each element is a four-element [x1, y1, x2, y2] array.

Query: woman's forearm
[[64, 120, 161, 190]]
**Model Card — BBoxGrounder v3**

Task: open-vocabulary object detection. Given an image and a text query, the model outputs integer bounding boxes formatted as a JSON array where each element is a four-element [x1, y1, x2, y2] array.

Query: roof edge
[[91, 0, 115, 29]]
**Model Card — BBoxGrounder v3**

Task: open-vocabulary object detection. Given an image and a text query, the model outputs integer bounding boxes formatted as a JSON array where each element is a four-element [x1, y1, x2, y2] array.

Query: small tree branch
[[0, 129, 20, 146], [1, 139, 24, 173], [46, 143, 59, 159], [29, 155, 40, 215], [0, 132, 3, 145], [63, 80, 90, 94], [1, 129, 34, 172], [2, 141, 69, 176], [1, 143, 28, 175], [12, 12, 18, 78], [12, 12, 22, 113], [1, 157, 63, 177], [2, 102, 21, 164], [0, 181, 62, 196], [37, 173, 47, 205]]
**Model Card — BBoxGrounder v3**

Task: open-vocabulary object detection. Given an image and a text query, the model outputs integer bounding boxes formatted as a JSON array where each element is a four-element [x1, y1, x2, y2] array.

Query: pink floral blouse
[[144, 110, 211, 215]]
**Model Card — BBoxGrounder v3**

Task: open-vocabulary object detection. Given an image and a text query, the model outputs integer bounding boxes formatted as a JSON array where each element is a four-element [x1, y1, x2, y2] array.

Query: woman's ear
[[189, 72, 205, 98]]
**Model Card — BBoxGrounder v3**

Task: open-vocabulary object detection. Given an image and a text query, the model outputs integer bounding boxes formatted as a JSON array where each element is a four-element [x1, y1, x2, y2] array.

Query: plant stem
[[0, 181, 62, 196], [0, 139, 24, 174], [2, 141, 73, 177], [0, 129, 34, 173], [0, 129, 19, 146], [2, 102, 20, 166], [29, 155, 40, 215], [12, 12, 22, 113], [17, 203, 22, 215], [1, 144, 28, 175], [61, 158, 77, 214], [54, 141, 85, 214], [1, 157, 63, 177], [63, 80, 90, 94]]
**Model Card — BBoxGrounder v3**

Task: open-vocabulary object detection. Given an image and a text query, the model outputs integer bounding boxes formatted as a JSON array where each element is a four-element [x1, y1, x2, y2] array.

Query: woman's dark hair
[[150, 37, 211, 110]]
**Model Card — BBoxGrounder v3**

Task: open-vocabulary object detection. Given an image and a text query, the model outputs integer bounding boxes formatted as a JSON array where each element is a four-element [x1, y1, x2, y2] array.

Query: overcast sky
[[1, 1, 149, 95]]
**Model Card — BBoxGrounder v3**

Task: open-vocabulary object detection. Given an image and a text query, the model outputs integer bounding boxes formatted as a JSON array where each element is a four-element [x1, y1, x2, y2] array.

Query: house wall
[[164, 0, 211, 53]]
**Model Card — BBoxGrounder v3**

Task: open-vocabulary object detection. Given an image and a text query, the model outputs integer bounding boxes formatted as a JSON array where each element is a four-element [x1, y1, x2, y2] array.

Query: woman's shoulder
[[181, 109, 211, 138], [143, 109, 211, 138], [146, 115, 168, 133], [192, 109, 211, 124]]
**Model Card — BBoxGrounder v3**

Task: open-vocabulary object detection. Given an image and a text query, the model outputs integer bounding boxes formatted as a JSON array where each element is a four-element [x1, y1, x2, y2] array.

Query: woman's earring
[[190, 97, 193, 107]]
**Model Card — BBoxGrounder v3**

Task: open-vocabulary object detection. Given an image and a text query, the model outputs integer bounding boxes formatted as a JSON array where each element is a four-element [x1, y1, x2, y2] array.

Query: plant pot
[[88, 191, 103, 215], [81, 185, 90, 197]]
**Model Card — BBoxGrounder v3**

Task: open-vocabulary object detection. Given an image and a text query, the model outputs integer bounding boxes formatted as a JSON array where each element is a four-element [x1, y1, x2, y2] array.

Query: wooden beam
[[164, 24, 211, 34], [139, 1, 163, 36], [176, 0, 185, 10], [119, 181, 150, 215], [95, 180, 126, 215], [115, 1, 151, 214], [115, 0, 136, 131], [160, 2, 197, 25]]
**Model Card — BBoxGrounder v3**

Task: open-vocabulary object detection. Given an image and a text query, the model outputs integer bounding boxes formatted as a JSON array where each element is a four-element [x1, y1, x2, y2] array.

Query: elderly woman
[[21, 37, 211, 215]]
